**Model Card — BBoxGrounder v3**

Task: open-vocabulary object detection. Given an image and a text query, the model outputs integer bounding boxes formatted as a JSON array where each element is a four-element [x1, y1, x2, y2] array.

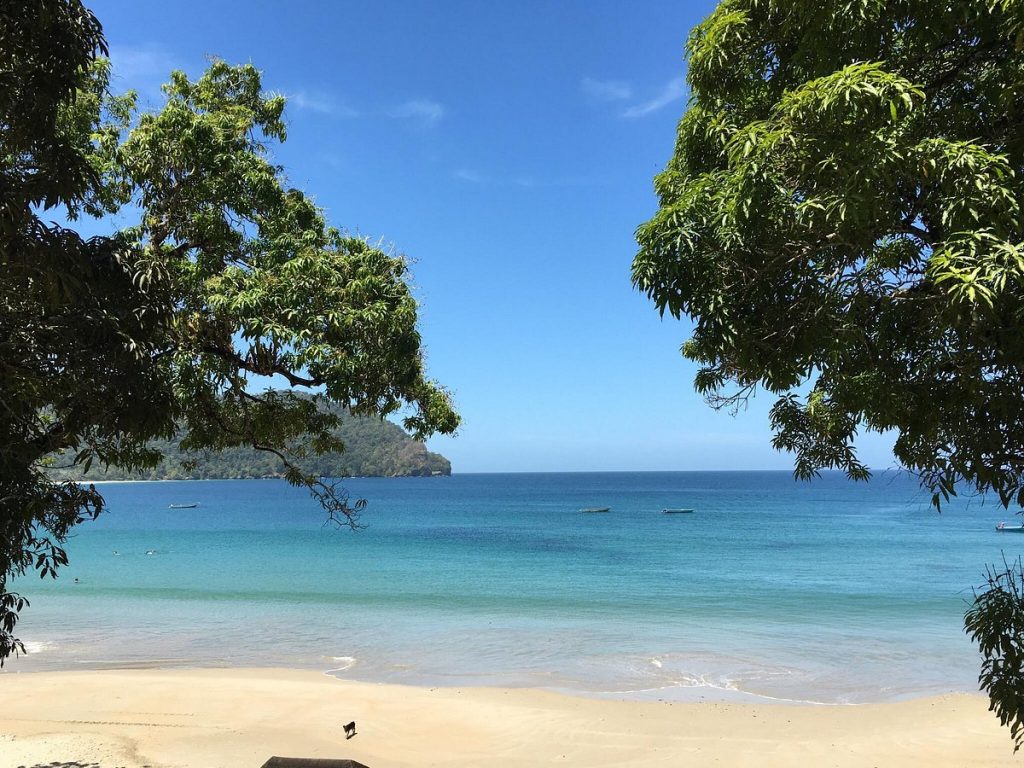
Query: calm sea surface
[[9, 471, 1024, 703]]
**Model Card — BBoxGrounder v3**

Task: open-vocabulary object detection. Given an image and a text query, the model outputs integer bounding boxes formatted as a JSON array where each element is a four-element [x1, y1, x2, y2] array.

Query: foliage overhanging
[[633, 0, 1024, 749], [1, 0, 457, 663]]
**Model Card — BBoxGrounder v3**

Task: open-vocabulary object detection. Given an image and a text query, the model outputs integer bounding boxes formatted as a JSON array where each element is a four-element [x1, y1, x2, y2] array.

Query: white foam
[[666, 672, 740, 691], [21, 640, 51, 655], [327, 656, 357, 672]]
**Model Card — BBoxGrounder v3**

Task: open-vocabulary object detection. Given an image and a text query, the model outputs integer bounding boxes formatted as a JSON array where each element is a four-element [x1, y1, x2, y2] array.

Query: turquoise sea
[[9, 471, 1024, 704]]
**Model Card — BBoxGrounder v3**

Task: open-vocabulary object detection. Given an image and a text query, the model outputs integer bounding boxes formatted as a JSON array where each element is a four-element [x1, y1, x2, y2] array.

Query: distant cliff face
[[47, 410, 451, 481]]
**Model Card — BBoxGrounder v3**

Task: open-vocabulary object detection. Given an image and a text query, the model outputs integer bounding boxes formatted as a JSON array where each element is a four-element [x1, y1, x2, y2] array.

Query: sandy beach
[[0, 668, 1015, 767]]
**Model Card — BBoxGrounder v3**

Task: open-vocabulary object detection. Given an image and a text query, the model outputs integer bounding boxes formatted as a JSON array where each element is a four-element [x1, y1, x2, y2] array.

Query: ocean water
[[8, 471, 1024, 704]]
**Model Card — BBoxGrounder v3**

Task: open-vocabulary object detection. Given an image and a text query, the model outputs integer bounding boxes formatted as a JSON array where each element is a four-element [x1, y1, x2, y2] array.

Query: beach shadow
[[21, 763, 104, 768]]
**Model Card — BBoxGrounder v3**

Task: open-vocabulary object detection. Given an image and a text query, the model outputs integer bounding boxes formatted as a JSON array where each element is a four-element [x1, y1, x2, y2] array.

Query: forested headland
[[47, 407, 451, 481]]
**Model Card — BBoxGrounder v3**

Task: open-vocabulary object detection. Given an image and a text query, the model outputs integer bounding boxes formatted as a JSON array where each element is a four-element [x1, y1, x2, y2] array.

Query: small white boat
[[580, 507, 611, 513], [663, 508, 694, 514], [168, 503, 199, 509], [996, 522, 1024, 533]]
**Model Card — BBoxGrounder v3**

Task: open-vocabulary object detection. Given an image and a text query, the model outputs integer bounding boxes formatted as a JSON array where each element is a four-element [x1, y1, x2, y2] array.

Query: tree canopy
[[1, 0, 457, 662], [633, 0, 1024, 748], [635, 0, 1024, 504]]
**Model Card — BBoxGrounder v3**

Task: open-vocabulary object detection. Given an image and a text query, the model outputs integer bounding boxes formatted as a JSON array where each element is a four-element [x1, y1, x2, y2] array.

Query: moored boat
[[996, 522, 1024, 532], [663, 508, 694, 514], [580, 507, 610, 513], [168, 503, 199, 509]]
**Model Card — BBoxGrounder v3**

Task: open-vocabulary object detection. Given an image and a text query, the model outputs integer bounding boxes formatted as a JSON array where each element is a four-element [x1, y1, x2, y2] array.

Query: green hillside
[[47, 409, 451, 481]]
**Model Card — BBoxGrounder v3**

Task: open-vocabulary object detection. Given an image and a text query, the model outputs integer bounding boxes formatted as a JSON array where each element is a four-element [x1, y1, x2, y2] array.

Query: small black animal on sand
[[343, 721, 357, 739]]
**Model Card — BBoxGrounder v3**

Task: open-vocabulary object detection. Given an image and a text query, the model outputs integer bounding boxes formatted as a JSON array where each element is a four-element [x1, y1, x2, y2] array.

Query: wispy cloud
[[107, 43, 180, 103], [110, 44, 178, 81], [451, 168, 608, 189], [287, 90, 359, 117], [318, 152, 347, 171], [388, 98, 445, 125], [452, 168, 486, 183], [621, 77, 687, 118], [581, 77, 632, 102]]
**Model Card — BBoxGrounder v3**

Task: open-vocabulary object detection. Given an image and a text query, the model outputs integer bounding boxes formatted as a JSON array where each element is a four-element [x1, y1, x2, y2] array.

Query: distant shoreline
[[71, 467, 910, 481], [65, 474, 452, 484]]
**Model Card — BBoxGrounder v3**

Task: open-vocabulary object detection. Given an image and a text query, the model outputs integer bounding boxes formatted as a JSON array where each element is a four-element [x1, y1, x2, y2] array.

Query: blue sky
[[90, 0, 896, 473]]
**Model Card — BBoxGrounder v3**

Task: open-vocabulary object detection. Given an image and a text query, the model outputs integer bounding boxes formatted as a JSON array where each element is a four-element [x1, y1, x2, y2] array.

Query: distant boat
[[663, 508, 694, 514], [168, 503, 199, 509], [996, 522, 1024, 533], [580, 507, 611, 513]]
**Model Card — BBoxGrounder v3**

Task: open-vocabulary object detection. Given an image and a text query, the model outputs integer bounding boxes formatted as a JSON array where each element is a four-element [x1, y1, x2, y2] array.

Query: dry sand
[[0, 668, 1015, 767]]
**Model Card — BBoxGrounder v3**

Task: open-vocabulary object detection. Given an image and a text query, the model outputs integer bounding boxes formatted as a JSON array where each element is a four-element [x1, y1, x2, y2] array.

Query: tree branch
[[200, 343, 322, 388]]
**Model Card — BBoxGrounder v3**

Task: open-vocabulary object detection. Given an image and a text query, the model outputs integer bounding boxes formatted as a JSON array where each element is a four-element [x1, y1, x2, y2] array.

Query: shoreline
[[11, 652, 975, 707], [0, 667, 1015, 767], [60, 474, 453, 484]]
